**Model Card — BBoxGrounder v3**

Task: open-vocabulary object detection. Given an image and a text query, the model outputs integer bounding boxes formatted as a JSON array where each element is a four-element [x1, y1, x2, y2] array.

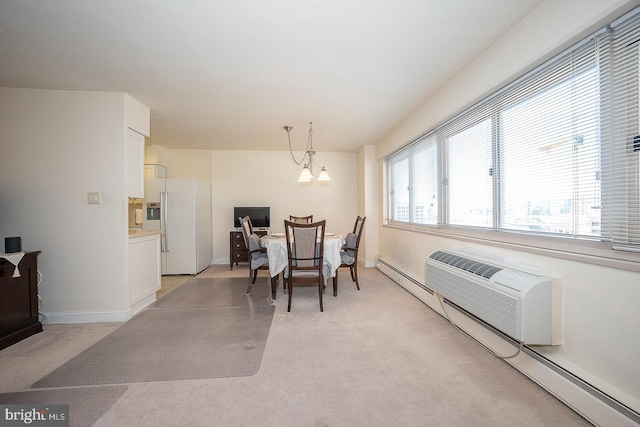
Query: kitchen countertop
[[128, 229, 162, 239]]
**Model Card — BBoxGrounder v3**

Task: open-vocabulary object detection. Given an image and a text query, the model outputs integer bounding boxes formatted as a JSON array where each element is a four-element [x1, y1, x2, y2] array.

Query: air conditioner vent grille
[[429, 250, 502, 279]]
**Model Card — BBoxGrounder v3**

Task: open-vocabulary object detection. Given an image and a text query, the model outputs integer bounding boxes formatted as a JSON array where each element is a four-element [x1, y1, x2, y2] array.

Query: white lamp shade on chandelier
[[284, 122, 330, 183]]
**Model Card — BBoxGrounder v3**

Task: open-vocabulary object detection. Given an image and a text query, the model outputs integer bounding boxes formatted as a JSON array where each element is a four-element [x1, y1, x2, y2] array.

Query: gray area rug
[[155, 277, 277, 308], [0, 385, 127, 427], [32, 305, 275, 388]]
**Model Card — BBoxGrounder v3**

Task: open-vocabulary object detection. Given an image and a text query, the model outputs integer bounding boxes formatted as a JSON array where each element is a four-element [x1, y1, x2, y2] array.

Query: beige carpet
[[0, 264, 591, 426], [0, 386, 127, 427]]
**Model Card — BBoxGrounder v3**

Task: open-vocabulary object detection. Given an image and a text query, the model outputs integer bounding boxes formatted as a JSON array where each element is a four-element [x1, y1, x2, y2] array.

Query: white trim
[[44, 309, 132, 324], [364, 259, 377, 268], [130, 293, 157, 317]]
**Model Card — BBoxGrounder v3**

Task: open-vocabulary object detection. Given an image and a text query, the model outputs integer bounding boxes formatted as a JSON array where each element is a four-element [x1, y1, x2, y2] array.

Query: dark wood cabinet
[[229, 231, 247, 269], [229, 230, 267, 270], [0, 251, 42, 350]]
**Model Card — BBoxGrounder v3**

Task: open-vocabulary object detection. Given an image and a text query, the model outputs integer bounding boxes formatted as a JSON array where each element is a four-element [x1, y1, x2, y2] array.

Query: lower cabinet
[[229, 230, 267, 270], [129, 232, 161, 314], [0, 251, 42, 350]]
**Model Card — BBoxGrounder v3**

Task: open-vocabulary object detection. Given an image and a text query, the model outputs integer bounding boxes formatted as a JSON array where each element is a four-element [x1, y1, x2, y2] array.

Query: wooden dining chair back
[[289, 214, 314, 224], [333, 216, 366, 294], [240, 216, 278, 299], [284, 219, 326, 312]]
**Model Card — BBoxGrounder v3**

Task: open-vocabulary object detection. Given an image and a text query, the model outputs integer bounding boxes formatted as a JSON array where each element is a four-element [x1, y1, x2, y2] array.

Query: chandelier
[[284, 122, 330, 182]]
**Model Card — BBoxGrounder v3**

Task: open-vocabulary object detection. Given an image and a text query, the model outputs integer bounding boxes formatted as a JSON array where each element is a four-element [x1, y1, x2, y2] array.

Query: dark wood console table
[[229, 230, 267, 270], [0, 251, 42, 350]]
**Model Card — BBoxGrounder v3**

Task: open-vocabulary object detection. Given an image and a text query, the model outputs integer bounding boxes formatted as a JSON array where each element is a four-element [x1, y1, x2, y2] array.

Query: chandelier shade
[[284, 122, 330, 183]]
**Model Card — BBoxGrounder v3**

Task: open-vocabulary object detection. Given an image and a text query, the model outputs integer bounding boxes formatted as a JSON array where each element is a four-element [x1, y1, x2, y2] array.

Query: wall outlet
[[88, 192, 102, 204]]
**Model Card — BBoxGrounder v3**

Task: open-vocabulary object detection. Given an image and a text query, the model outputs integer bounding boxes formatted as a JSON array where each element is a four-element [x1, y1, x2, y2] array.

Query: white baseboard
[[130, 293, 157, 317], [43, 309, 132, 324]]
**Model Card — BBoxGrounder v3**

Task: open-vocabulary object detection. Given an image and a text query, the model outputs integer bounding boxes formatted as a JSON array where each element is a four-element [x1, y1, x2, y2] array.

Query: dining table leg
[[270, 275, 276, 300]]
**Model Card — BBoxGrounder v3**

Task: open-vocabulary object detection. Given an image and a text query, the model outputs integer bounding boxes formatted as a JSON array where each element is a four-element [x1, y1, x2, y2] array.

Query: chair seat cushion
[[341, 251, 355, 266], [251, 252, 269, 270]]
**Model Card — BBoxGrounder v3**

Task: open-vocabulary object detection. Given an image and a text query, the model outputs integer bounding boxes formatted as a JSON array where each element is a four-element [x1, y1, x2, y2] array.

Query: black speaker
[[4, 237, 21, 253]]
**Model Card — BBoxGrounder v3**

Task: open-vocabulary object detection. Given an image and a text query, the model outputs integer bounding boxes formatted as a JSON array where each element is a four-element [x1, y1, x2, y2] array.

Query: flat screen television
[[234, 206, 270, 228]]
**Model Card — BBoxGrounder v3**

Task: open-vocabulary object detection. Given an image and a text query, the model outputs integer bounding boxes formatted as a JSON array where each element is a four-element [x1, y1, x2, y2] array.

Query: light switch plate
[[88, 192, 102, 204]]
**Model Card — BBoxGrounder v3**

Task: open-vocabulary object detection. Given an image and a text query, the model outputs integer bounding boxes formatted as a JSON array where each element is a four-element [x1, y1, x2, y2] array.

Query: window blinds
[[601, 11, 640, 250], [386, 6, 640, 252]]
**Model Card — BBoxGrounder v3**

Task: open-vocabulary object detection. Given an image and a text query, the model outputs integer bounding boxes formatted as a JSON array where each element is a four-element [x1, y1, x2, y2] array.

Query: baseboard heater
[[377, 255, 640, 426], [425, 250, 562, 345], [376, 257, 432, 294]]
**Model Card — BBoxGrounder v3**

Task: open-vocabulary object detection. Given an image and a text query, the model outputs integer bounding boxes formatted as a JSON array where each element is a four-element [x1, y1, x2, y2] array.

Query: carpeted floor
[[155, 276, 275, 308], [156, 274, 193, 299], [32, 303, 275, 388], [0, 386, 127, 427], [196, 263, 272, 279], [0, 264, 593, 426]]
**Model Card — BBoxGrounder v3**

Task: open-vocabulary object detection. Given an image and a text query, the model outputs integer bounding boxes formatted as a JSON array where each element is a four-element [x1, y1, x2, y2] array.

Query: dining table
[[260, 232, 345, 286]]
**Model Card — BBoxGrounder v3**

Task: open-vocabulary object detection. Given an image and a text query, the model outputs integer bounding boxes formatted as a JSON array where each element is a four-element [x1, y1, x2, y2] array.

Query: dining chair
[[289, 214, 313, 224], [240, 216, 278, 299], [284, 219, 327, 312], [333, 216, 366, 295]]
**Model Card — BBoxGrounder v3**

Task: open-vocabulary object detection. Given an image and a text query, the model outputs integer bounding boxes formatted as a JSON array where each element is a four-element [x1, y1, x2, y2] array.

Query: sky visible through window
[[390, 67, 601, 237]]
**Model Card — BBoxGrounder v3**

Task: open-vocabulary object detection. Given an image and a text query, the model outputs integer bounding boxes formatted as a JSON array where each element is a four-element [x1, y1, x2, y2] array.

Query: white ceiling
[[0, 0, 543, 152]]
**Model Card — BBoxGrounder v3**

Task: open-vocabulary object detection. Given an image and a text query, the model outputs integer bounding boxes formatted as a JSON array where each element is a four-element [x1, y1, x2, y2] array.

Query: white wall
[[212, 150, 357, 264], [146, 145, 212, 182], [142, 147, 359, 264], [358, 145, 378, 267], [0, 88, 136, 321], [144, 147, 360, 266], [374, 0, 640, 424]]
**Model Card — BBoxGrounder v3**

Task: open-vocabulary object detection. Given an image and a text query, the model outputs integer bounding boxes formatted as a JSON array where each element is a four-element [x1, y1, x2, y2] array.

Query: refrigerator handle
[[161, 191, 169, 253]]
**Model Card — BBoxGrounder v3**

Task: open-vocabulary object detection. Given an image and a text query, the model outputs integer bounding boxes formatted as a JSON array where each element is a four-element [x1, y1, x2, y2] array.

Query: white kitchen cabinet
[[128, 231, 161, 315], [127, 128, 145, 198]]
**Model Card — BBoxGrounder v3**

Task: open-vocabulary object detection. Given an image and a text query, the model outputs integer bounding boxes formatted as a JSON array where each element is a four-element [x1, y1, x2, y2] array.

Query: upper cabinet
[[124, 94, 150, 199], [128, 129, 145, 198]]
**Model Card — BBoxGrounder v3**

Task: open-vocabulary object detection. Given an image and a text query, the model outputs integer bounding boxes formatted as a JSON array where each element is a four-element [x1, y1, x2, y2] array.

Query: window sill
[[383, 222, 640, 273]]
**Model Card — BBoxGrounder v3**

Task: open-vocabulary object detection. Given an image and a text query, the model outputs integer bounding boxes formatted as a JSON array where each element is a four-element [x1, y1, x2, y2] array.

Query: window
[[447, 118, 493, 228], [412, 137, 438, 225], [386, 7, 640, 253], [388, 154, 409, 222], [500, 63, 600, 237], [389, 136, 438, 225]]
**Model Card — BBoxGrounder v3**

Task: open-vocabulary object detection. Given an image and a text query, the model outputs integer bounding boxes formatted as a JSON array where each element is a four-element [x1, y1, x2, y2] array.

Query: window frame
[[384, 11, 640, 272]]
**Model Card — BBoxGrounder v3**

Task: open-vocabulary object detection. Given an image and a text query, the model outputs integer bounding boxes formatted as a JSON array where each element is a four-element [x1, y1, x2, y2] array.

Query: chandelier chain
[[286, 122, 314, 166]]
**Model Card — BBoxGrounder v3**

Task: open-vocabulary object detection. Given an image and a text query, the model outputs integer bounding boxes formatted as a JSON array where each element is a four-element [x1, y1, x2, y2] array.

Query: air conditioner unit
[[425, 250, 562, 345]]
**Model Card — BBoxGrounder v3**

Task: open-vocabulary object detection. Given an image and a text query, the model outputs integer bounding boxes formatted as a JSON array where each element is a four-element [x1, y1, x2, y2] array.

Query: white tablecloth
[[261, 233, 345, 283]]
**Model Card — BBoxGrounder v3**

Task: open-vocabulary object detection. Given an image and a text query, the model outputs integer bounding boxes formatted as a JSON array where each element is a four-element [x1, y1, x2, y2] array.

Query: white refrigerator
[[143, 179, 211, 275]]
